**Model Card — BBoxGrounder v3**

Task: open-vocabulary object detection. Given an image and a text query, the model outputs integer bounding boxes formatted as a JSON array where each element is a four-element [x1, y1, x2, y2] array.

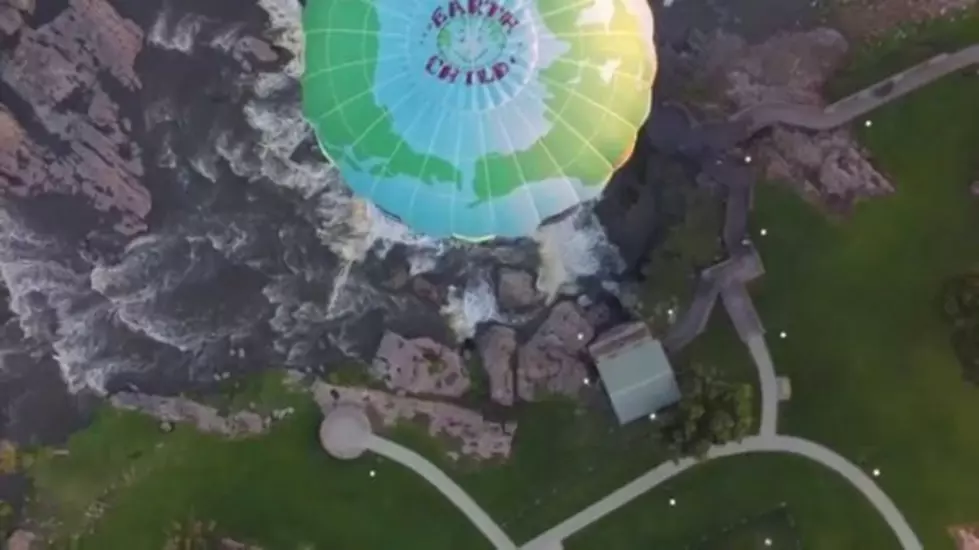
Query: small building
[[589, 322, 681, 425]]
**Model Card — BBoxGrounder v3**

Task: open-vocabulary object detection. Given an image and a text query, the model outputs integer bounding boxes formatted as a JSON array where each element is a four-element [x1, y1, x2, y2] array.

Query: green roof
[[589, 323, 681, 425]]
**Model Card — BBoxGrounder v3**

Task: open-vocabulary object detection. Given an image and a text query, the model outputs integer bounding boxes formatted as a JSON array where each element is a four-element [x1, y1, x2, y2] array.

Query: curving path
[[732, 45, 979, 134], [366, 435, 518, 550], [521, 435, 921, 550]]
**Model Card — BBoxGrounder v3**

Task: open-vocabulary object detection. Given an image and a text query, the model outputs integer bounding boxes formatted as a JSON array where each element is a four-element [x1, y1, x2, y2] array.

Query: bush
[[939, 271, 979, 383], [662, 363, 755, 458]]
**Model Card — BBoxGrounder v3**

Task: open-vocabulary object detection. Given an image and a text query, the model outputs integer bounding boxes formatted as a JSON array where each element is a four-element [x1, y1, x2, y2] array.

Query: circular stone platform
[[319, 405, 372, 460]]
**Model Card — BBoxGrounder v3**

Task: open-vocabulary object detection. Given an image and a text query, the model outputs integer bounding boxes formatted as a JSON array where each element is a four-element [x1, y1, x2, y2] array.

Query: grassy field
[[691, 506, 800, 550], [566, 453, 898, 550], [751, 66, 979, 548], [28, 377, 492, 550], [27, 370, 677, 547]]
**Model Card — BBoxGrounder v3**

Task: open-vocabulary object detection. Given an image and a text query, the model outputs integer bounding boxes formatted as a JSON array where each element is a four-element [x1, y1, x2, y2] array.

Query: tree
[[941, 272, 979, 324], [639, 188, 724, 323], [662, 363, 755, 459], [939, 271, 979, 384]]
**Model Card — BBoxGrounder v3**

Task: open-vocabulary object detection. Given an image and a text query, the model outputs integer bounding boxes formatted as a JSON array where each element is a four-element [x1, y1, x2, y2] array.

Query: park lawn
[[691, 505, 800, 550], [750, 64, 979, 549], [826, 7, 979, 99], [28, 376, 492, 550], [566, 453, 899, 550], [389, 396, 672, 543]]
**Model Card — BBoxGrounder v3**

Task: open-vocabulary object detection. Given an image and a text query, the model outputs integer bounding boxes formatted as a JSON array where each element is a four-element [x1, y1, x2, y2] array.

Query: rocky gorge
[[0, 0, 941, 536]]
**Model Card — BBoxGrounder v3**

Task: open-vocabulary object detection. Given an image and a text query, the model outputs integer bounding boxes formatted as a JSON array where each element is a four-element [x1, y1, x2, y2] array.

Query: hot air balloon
[[302, 0, 656, 240]]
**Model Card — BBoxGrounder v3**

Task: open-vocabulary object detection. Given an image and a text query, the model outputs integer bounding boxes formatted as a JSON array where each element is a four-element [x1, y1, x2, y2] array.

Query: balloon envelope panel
[[302, 0, 657, 240]]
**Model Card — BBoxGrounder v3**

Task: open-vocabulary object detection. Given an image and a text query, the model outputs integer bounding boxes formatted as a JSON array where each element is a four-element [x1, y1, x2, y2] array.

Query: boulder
[[476, 325, 517, 406], [371, 331, 470, 397], [109, 393, 266, 438], [497, 268, 540, 310], [5, 530, 37, 550], [517, 302, 594, 401], [760, 127, 894, 203], [412, 276, 444, 304], [695, 28, 850, 112]]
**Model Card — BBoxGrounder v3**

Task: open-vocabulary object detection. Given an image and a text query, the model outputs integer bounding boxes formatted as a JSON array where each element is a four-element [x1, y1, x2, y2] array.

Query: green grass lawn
[[691, 506, 799, 550], [29, 370, 682, 547], [29, 382, 492, 550], [389, 396, 672, 542], [566, 453, 899, 550], [750, 68, 979, 548]]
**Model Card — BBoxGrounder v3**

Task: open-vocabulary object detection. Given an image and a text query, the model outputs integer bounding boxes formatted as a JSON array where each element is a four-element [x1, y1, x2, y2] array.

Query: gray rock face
[[311, 380, 516, 460], [693, 28, 849, 114], [5, 530, 37, 550], [517, 301, 593, 401], [109, 393, 267, 437], [371, 331, 470, 397], [497, 268, 540, 311], [691, 28, 894, 206], [760, 127, 894, 202], [476, 325, 516, 406], [0, 0, 151, 235]]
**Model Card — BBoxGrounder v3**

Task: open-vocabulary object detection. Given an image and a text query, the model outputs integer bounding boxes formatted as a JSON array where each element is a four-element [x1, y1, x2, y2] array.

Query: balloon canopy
[[302, 0, 656, 240]]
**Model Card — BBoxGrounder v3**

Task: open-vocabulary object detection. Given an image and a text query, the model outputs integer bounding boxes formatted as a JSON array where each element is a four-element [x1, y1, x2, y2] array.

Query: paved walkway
[[365, 434, 518, 550], [521, 435, 920, 550], [732, 45, 979, 134]]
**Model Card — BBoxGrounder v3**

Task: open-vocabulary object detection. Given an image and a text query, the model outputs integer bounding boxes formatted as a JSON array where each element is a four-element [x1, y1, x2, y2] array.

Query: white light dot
[[649, 412, 657, 421], [583, 377, 591, 386], [369, 470, 376, 478], [865, 120, 873, 127], [668, 498, 676, 506], [764, 538, 773, 547], [779, 331, 787, 339], [760, 228, 768, 236], [577, 332, 585, 341], [744, 155, 752, 164], [667, 308, 675, 316], [872, 468, 881, 477]]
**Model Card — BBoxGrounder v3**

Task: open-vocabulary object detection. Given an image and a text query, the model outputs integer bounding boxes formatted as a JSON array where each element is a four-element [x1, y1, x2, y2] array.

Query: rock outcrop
[[517, 301, 593, 401], [476, 325, 516, 406], [109, 393, 267, 438], [689, 28, 894, 207], [0, 0, 32, 38], [0, 0, 151, 235], [760, 127, 894, 205], [716, 29, 850, 111], [5, 530, 37, 550], [311, 381, 516, 460], [371, 332, 470, 397], [496, 267, 540, 311]]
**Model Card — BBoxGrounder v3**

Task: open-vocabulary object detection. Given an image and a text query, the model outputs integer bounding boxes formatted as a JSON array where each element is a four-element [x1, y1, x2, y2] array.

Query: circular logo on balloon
[[424, 1, 523, 87]]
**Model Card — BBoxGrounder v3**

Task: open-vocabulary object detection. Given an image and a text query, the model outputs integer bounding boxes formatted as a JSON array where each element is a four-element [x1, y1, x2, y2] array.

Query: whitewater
[[0, 0, 624, 395]]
